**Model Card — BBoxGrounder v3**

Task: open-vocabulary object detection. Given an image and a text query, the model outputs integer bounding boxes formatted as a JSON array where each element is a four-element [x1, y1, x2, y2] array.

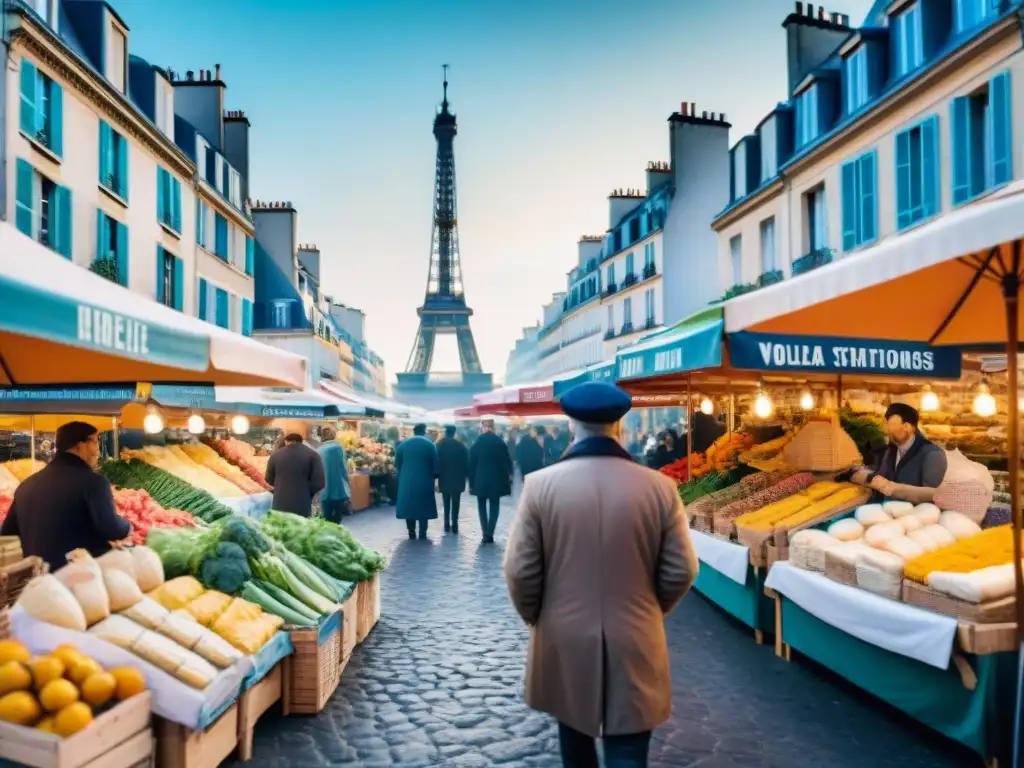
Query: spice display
[[903, 525, 1016, 584]]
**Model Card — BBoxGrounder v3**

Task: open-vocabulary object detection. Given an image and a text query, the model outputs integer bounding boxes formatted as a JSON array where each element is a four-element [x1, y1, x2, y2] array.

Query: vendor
[[847, 403, 947, 504], [0, 421, 130, 569]]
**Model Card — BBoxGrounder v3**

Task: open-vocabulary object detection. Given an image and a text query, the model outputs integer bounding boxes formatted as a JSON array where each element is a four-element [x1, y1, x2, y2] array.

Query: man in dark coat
[[547, 425, 570, 463], [684, 410, 727, 455], [436, 425, 469, 533], [469, 419, 513, 543], [266, 433, 326, 517], [1, 421, 130, 569], [396, 423, 439, 540], [516, 427, 545, 478]]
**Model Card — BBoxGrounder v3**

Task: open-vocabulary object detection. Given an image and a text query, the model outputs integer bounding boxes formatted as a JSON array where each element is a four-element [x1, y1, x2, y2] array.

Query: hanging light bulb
[[230, 414, 251, 435], [187, 413, 206, 435], [972, 383, 997, 418], [753, 390, 773, 419], [699, 398, 713, 415], [143, 409, 164, 435], [919, 385, 939, 412], [799, 390, 815, 411]]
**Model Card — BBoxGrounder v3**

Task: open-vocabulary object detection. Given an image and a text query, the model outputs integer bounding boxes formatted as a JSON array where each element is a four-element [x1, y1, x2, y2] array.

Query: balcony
[[643, 262, 657, 280], [602, 283, 618, 298], [604, 328, 615, 340], [620, 321, 634, 335], [792, 247, 835, 276], [757, 269, 783, 288], [622, 273, 638, 289], [644, 316, 657, 329]]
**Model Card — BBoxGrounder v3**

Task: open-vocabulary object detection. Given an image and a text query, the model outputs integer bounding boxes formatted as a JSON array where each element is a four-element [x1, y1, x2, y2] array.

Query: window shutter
[[198, 278, 208, 320], [215, 288, 229, 329], [171, 178, 182, 232], [172, 256, 184, 311], [115, 221, 128, 286], [245, 235, 254, 276], [156, 246, 165, 304], [895, 129, 911, 230], [96, 209, 107, 263], [215, 214, 228, 259], [990, 71, 1012, 186], [15, 159, 34, 237], [19, 61, 37, 137], [117, 134, 129, 200], [859, 151, 877, 244], [950, 96, 971, 205], [48, 81, 63, 157], [157, 168, 166, 224], [53, 185, 72, 259], [921, 115, 939, 218], [99, 122, 111, 185], [841, 160, 858, 251], [242, 298, 253, 336]]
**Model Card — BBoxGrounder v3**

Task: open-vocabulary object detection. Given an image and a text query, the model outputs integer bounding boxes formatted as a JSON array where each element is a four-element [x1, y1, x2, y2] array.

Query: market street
[[231, 494, 973, 768]]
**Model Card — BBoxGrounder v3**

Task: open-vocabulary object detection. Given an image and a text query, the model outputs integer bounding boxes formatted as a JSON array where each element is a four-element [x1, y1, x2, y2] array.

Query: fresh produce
[[2, 459, 44, 483], [903, 525, 1016, 584], [678, 471, 736, 505], [101, 460, 233, 523], [0, 494, 12, 525], [0, 660, 31, 695], [340, 431, 396, 475], [240, 582, 316, 626], [122, 447, 245, 498], [740, 432, 794, 463], [111, 488, 198, 545], [17, 576, 88, 631], [839, 409, 886, 463], [0, 639, 31, 665], [735, 482, 861, 531], [702, 432, 753, 475], [198, 543, 252, 594], [53, 701, 92, 736], [658, 456, 689, 484], [204, 437, 272, 489], [0, 690, 40, 725], [210, 597, 284, 655], [261, 510, 385, 583], [178, 443, 265, 495]]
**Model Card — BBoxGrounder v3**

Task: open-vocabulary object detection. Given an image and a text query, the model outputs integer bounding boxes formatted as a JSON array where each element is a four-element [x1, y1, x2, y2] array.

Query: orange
[[38, 679, 79, 712], [80, 672, 117, 708], [0, 640, 30, 665], [36, 715, 56, 733], [0, 690, 41, 725], [54, 702, 92, 736], [50, 645, 85, 671], [0, 661, 32, 695], [109, 667, 146, 700], [68, 658, 102, 686], [28, 657, 65, 690]]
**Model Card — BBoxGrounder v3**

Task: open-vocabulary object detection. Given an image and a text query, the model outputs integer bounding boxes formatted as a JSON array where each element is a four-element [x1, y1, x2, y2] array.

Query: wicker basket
[[0, 556, 47, 609], [0, 608, 9, 640], [0, 537, 22, 568], [781, 414, 862, 472], [901, 579, 1016, 623], [283, 611, 343, 715]]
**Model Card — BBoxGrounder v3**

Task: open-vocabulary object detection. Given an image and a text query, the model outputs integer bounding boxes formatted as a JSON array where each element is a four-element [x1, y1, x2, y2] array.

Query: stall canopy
[[0, 225, 306, 388], [615, 307, 724, 382], [214, 387, 384, 420], [319, 381, 423, 422], [552, 362, 615, 397]]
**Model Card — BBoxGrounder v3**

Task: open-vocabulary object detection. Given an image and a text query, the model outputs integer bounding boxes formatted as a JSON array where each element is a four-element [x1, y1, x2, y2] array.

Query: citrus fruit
[[0, 640, 30, 665], [28, 657, 65, 690], [0, 690, 41, 725], [36, 715, 56, 733], [80, 671, 116, 708], [68, 658, 102, 686], [39, 679, 79, 712], [0, 661, 32, 696], [50, 645, 84, 671], [54, 701, 92, 736], [109, 667, 146, 700]]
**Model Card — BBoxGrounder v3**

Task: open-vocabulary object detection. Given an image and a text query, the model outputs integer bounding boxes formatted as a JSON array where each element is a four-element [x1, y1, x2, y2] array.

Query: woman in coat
[[395, 423, 439, 540], [469, 420, 513, 543]]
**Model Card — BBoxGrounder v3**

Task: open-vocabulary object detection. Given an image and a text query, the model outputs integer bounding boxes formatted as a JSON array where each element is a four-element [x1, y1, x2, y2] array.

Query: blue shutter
[[895, 129, 911, 230], [990, 71, 1012, 186], [157, 168, 166, 224], [172, 256, 184, 311], [244, 235, 254, 275], [242, 298, 253, 337], [96, 209, 107, 263], [171, 178, 182, 232], [155, 247, 165, 304], [195, 199, 203, 247], [99, 122, 111, 186], [921, 116, 939, 218], [53, 185, 72, 259], [215, 214, 228, 259], [115, 221, 128, 286], [215, 288, 229, 329], [19, 60, 37, 137], [15, 159, 34, 237], [841, 160, 858, 251], [49, 81, 63, 157], [117, 133, 129, 200], [858, 151, 877, 245], [198, 278, 209, 320], [951, 96, 971, 205]]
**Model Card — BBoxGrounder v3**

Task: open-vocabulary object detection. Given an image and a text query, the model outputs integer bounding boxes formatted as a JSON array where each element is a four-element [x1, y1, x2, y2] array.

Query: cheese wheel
[[864, 520, 904, 548], [827, 518, 865, 542], [855, 504, 891, 527]]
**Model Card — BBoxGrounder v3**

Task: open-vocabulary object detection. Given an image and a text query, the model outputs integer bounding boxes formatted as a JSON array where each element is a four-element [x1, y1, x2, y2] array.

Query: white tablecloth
[[690, 529, 750, 586], [765, 561, 957, 669], [218, 492, 272, 518]]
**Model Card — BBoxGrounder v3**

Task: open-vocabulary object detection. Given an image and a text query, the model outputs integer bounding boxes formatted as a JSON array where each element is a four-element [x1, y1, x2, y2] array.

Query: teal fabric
[[693, 562, 772, 632], [780, 597, 1015, 760], [319, 441, 351, 501]]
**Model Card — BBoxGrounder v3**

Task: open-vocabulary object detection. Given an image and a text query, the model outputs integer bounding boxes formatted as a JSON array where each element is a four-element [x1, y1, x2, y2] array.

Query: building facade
[[505, 323, 540, 385], [712, 1, 1024, 300]]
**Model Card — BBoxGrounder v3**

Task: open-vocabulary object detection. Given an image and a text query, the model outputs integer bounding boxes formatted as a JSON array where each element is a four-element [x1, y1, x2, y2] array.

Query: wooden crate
[[0, 692, 153, 768], [0, 536, 22, 567], [155, 704, 238, 768], [349, 475, 371, 511], [901, 579, 1016, 623], [339, 590, 358, 676], [282, 610, 342, 715], [355, 574, 380, 643], [957, 621, 1016, 655], [236, 663, 282, 762]]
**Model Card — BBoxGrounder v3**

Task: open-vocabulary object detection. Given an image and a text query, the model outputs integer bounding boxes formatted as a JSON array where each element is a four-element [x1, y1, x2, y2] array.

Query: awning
[[0, 225, 306, 388], [215, 387, 384, 420], [552, 361, 615, 397], [319, 381, 422, 421], [615, 308, 724, 382], [472, 381, 555, 407]]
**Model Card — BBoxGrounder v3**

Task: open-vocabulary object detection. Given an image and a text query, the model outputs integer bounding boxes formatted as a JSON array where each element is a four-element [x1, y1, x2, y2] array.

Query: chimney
[[577, 236, 603, 267], [607, 188, 646, 230], [171, 64, 227, 152], [223, 109, 251, 203], [297, 243, 322, 285], [782, 2, 851, 94], [645, 160, 672, 194]]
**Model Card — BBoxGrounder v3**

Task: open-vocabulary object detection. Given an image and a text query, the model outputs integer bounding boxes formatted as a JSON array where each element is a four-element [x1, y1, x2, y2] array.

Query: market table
[[690, 530, 774, 641]]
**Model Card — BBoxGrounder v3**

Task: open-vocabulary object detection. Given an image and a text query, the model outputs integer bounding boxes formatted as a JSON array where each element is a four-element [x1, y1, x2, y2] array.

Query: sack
[[932, 449, 993, 524]]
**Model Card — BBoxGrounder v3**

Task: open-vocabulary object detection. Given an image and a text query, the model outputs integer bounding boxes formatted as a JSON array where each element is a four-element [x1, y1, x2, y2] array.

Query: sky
[[122, 0, 875, 383]]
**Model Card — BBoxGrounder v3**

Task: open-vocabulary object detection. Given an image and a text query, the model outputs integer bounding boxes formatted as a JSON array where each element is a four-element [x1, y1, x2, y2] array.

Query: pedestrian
[[515, 427, 545, 478], [395, 423, 439, 540], [266, 433, 326, 517], [317, 427, 352, 523], [0, 421, 131, 570], [469, 419, 513, 544], [504, 381, 698, 768], [436, 424, 469, 533]]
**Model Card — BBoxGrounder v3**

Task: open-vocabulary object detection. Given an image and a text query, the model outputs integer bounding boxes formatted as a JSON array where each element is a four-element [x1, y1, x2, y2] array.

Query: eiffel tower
[[394, 67, 493, 409]]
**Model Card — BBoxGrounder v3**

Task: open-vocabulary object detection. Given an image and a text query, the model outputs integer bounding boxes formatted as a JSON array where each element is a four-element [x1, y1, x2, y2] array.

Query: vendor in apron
[[845, 403, 947, 504]]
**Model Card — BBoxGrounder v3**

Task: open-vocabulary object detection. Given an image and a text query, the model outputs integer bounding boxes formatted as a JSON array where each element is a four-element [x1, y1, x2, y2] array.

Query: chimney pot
[[818, 6, 826, 20], [702, 110, 708, 118], [680, 103, 688, 116], [186, 70, 194, 81], [795, 1, 802, 13], [215, 63, 221, 80]]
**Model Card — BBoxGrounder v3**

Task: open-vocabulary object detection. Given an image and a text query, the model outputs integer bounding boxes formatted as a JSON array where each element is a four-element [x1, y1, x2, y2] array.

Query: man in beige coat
[[504, 381, 699, 767]]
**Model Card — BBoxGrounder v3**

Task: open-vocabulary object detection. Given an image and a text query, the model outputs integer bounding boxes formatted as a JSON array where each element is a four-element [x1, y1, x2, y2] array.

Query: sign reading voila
[[728, 332, 962, 378]]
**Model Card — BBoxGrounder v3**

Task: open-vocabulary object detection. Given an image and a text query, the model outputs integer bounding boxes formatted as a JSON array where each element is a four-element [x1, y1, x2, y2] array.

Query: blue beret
[[559, 381, 631, 424]]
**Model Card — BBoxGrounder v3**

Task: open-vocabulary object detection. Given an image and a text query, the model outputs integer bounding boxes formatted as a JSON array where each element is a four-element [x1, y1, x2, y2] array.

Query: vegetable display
[[261, 510, 386, 583], [121, 447, 245, 498], [339, 431, 396, 475], [100, 460, 233, 523], [111, 489, 198, 546], [178, 444, 266, 495], [202, 437, 272, 490]]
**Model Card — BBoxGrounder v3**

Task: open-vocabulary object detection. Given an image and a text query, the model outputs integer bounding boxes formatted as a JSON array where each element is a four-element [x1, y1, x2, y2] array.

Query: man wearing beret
[[504, 381, 698, 767]]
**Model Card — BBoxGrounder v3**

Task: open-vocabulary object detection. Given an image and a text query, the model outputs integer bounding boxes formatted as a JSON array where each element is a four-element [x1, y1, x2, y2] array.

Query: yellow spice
[[904, 525, 1016, 583]]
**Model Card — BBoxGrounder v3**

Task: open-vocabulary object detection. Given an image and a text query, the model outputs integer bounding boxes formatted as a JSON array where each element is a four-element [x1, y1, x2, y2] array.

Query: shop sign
[[728, 332, 962, 378], [615, 323, 722, 381], [0, 386, 135, 402], [149, 385, 218, 410], [520, 386, 553, 402], [261, 406, 326, 419]]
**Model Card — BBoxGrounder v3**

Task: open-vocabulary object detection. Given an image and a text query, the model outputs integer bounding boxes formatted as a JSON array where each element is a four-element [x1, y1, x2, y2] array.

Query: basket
[[901, 579, 1016, 623], [692, 511, 712, 533], [283, 611, 343, 715], [823, 549, 858, 587], [0, 536, 22, 567], [356, 574, 380, 643], [0, 608, 9, 640], [780, 413, 862, 472], [0, 556, 47, 609]]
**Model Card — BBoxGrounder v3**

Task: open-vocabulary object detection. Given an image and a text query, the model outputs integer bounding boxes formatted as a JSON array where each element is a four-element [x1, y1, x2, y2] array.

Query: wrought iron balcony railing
[[621, 273, 638, 289], [643, 262, 657, 280], [792, 247, 835, 276]]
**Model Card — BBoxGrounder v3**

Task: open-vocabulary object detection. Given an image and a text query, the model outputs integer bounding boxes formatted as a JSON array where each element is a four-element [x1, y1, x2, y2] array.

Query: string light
[[753, 391, 773, 419], [972, 383, 997, 417], [799, 390, 815, 411], [187, 414, 206, 435], [142, 409, 164, 435], [700, 398, 714, 415], [230, 414, 251, 435], [919, 386, 939, 412]]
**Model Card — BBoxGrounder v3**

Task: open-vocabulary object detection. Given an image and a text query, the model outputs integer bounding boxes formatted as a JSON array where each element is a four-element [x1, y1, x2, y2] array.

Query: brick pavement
[[230, 494, 974, 767]]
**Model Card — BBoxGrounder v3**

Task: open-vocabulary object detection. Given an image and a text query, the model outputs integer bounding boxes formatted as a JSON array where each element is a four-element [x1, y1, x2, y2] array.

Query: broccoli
[[215, 516, 273, 560], [198, 541, 252, 594]]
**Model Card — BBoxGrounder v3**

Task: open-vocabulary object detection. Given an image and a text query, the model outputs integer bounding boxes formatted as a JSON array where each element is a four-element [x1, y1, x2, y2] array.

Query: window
[[107, 23, 126, 93], [841, 150, 878, 251], [844, 48, 869, 115], [228, 168, 242, 208], [98, 121, 128, 199], [956, 0, 997, 33], [760, 217, 777, 273], [15, 159, 71, 257], [760, 117, 778, 181], [805, 185, 828, 252], [606, 304, 614, 331], [896, 116, 939, 229], [156, 167, 182, 233], [216, 156, 226, 196], [623, 297, 633, 326], [155, 78, 174, 138], [625, 252, 634, 277], [893, 3, 924, 78], [644, 289, 656, 325], [214, 214, 229, 260], [196, 139, 208, 185], [196, 200, 209, 248], [242, 298, 253, 336], [272, 300, 291, 329], [606, 264, 615, 288], [729, 235, 742, 284], [795, 85, 820, 148], [95, 211, 128, 286], [733, 141, 748, 198], [952, 72, 1012, 205], [156, 247, 183, 310], [245, 235, 255, 276], [19, 60, 63, 157]]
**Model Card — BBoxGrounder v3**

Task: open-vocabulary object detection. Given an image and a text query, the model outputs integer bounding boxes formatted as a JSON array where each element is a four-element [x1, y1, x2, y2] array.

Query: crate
[[349, 475, 371, 512], [823, 550, 858, 587], [282, 610, 342, 715], [901, 579, 1016, 624], [355, 574, 380, 643], [0, 536, 22, 567], [236, 663, 282, 762], [339, 590, 358, 676], [0, 556, 47, 609], [155, 704, 238, 768], [0, 692, 153, 768]]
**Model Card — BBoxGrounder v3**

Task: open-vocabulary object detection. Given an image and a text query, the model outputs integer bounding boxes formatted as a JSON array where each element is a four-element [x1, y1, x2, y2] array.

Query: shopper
[[683, 409, 727, 455], [469, 419, 513, 543], [266, 433, 325, 517], [515, 427, 545, 478], [317, 427, 352, 523], [395, 423, 439, 540], [504, 381, 698, 768], [436, 425, 469, 533], [648, 429, 683, 470], [1, 421, 131, 569]]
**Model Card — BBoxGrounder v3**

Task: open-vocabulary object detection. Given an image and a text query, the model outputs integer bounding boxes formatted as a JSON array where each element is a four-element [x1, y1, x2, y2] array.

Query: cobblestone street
[[232, 494, 974, 767]]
